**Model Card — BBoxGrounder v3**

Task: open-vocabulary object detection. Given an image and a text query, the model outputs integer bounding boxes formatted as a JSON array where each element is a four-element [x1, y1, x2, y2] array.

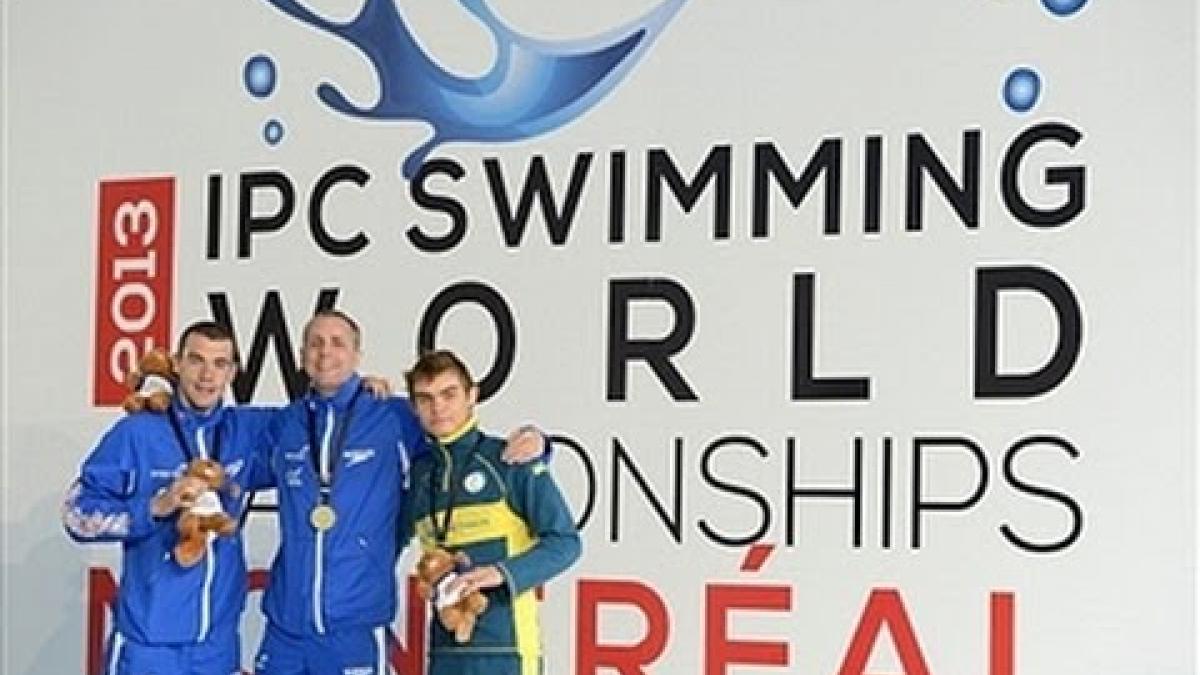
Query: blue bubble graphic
[[1003, 67, 1041, 113], [244, 55, 277, 98], [264, 119, 284, 145], [1041, 0, 1087, 17]]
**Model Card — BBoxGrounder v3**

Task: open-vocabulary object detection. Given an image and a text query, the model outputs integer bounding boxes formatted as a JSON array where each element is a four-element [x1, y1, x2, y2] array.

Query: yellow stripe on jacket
[[417, 500, 542, 660]]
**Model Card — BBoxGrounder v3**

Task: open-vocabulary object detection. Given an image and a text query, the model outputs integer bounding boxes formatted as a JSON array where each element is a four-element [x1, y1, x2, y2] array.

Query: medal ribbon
[[306, 386, 364, 506], [428, 434, 483, 545], [167, 408, 224, 464], [168, 408, 238, 522]]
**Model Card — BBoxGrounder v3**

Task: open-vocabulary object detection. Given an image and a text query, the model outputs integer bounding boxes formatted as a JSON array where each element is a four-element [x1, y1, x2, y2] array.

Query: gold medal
[[310, 504, 337, 531]]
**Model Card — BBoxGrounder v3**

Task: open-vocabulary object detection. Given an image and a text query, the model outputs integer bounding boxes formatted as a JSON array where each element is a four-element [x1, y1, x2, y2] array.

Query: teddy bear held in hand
[[174, 458, 238, 567], [122, 349, 175, 413], [416, 548, 489, 643]]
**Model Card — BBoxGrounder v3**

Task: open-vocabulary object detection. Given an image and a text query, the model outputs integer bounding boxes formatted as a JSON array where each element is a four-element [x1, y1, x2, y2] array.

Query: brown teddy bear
[[415, 548, 489, 643], [173, 458, 238, 567], [122, 349, 175, 413]]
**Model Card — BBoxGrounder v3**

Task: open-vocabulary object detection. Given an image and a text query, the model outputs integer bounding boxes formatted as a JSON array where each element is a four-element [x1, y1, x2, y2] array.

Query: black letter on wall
[[607, 278, 698, 402], [975, 266, 1083, 398], [238, 170, 295, 259], [417, 281, 517, 402], [791, 273, 870, 400]]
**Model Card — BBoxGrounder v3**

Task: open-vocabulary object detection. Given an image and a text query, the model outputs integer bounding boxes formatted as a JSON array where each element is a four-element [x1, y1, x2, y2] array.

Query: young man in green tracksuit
[[403, 350, 581, 675]]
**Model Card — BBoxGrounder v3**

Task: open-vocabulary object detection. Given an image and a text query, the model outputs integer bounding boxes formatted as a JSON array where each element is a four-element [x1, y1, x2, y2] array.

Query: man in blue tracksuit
[[63, 321, 274, 674], [254, 310, 546, 675], [404, 350, 581, 675]]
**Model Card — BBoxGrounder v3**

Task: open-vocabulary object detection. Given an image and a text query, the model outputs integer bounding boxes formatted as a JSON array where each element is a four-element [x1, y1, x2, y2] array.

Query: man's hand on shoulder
[[361, 374, 394, 399], [502, 425, 545, 465]]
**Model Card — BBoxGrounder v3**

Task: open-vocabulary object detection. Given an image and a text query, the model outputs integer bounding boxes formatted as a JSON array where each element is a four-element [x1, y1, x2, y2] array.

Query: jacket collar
[[307, 373, 363, 412], [438, 414, 479, 445], [170, 395, 227, 431], [434, 417, 482, 464]]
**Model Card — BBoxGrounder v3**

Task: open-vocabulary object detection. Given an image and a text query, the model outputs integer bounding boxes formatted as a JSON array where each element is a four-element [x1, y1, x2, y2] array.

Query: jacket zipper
[[313, 406, 334, 634]]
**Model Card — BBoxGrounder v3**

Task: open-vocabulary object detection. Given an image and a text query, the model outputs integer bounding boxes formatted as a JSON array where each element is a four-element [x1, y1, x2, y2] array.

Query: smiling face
[[173, 333, 237, 412], [410, 369, 478, 440], [302, 314, 362, 397]]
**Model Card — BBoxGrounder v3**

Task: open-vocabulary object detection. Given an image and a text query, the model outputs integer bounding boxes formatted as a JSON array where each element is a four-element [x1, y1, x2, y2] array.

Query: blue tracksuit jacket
[[63, 399, 273, 645], [259, 374, 427, 636]]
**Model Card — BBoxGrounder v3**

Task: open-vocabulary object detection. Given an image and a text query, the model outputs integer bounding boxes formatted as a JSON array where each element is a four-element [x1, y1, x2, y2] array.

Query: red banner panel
[[93, 177, 175, 406]]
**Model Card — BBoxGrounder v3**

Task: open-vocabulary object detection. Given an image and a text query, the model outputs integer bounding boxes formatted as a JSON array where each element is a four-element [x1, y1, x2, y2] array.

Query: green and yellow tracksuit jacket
[[406, 422, 581, 664]]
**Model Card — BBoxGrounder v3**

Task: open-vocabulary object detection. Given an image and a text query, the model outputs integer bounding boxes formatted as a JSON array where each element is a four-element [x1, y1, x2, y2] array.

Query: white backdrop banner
[[2, 0, 1196, 673]]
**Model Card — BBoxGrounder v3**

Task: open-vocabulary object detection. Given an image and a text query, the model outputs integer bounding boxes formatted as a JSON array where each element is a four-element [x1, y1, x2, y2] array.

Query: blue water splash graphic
[[1003, 67, 1041, 113], [259, 0, 686, 178], [244, 54, 278, 98], [1041, 0, 1088, 18]]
